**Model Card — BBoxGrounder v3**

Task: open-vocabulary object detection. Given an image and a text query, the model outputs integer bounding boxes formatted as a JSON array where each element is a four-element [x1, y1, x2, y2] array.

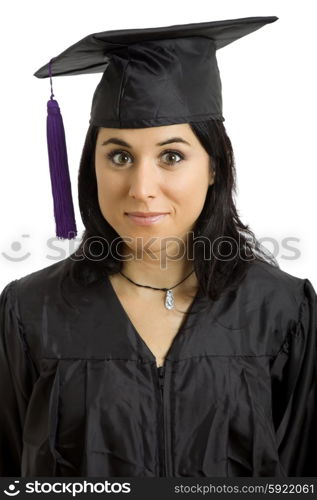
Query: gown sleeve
[[0, 281, 38, 476], [270, 278, 317, 476]]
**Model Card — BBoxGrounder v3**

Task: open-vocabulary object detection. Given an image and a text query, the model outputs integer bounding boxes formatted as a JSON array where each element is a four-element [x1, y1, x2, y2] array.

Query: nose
[[128, 159, 159, 200]]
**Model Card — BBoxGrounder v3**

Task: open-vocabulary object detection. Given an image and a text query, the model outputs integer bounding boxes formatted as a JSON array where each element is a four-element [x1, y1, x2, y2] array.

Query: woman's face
[[95, 123, 214, 255]]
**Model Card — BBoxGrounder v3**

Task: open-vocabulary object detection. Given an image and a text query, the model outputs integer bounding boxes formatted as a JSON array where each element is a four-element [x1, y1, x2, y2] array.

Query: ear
[[208, 163, 215, 186]]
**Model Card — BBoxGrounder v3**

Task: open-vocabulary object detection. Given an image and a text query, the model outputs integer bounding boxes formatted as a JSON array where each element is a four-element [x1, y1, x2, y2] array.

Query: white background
[[0, 0, 316, 291]]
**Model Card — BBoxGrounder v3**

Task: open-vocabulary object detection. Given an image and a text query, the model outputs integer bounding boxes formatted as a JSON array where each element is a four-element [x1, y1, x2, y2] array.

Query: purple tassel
[[46, 59, 77, 240]]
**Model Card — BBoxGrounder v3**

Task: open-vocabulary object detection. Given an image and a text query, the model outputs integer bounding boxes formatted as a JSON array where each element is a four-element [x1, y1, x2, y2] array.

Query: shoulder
[[243, 258, 308, 309], [17, 257, 72, 295], [0, 257, 74, 318], [211, 258, 315, 334], [242, 258, 317, 329]]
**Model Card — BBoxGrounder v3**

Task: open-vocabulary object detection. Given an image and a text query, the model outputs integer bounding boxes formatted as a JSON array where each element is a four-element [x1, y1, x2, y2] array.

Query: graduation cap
[[34, 16, 278, 240]]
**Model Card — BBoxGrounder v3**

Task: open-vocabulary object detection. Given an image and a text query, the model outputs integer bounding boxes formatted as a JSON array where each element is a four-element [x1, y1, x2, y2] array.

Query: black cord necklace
[[119, 269, 195, 310]]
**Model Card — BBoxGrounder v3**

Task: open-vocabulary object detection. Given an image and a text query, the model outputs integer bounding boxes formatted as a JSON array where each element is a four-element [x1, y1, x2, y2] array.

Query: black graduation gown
[[0, 256, 316, 477]]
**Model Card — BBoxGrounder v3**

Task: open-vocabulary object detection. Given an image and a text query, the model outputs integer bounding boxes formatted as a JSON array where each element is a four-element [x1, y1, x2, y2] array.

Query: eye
[[105, 148, 185, 167], [106, 150, 132, 166], [161, 150, 184, 166]]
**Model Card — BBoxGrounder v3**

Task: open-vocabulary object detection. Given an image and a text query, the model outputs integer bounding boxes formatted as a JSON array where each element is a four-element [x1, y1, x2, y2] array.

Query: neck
[[120, 258, 195, 290], [117, 240, 198, 297]]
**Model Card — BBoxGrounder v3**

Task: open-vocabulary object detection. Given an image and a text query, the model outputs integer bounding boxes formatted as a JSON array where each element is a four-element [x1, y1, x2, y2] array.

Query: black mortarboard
[[34, 16, 278, 239]]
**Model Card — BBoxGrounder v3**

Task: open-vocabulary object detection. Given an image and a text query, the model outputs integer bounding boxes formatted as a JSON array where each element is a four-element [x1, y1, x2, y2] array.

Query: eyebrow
[[100, 136, 191, 148]]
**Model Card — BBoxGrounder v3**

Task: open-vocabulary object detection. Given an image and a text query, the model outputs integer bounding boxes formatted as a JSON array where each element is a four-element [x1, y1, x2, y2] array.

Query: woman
[[1, 17, 316, 477]]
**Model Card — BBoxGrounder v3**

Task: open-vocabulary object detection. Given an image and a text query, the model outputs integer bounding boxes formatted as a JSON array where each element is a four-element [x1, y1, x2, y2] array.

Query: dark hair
[[69, 119, 278, 305]]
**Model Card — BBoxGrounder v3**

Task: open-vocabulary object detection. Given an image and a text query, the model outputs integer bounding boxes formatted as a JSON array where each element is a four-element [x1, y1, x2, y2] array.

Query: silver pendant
[[165, 289, 174, 310]]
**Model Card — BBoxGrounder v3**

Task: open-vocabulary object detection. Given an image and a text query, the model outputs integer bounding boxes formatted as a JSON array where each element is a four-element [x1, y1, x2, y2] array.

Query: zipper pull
[[157, 365, 165, 392]]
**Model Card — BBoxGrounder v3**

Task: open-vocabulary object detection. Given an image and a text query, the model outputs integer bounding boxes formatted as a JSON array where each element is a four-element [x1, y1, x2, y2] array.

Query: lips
[[125, 211, 169, 226], [125, 211, 169, 217]]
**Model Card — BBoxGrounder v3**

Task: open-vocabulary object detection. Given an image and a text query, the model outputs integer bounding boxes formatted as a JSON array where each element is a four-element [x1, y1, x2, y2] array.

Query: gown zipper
[[157, 365, 167, 476]]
